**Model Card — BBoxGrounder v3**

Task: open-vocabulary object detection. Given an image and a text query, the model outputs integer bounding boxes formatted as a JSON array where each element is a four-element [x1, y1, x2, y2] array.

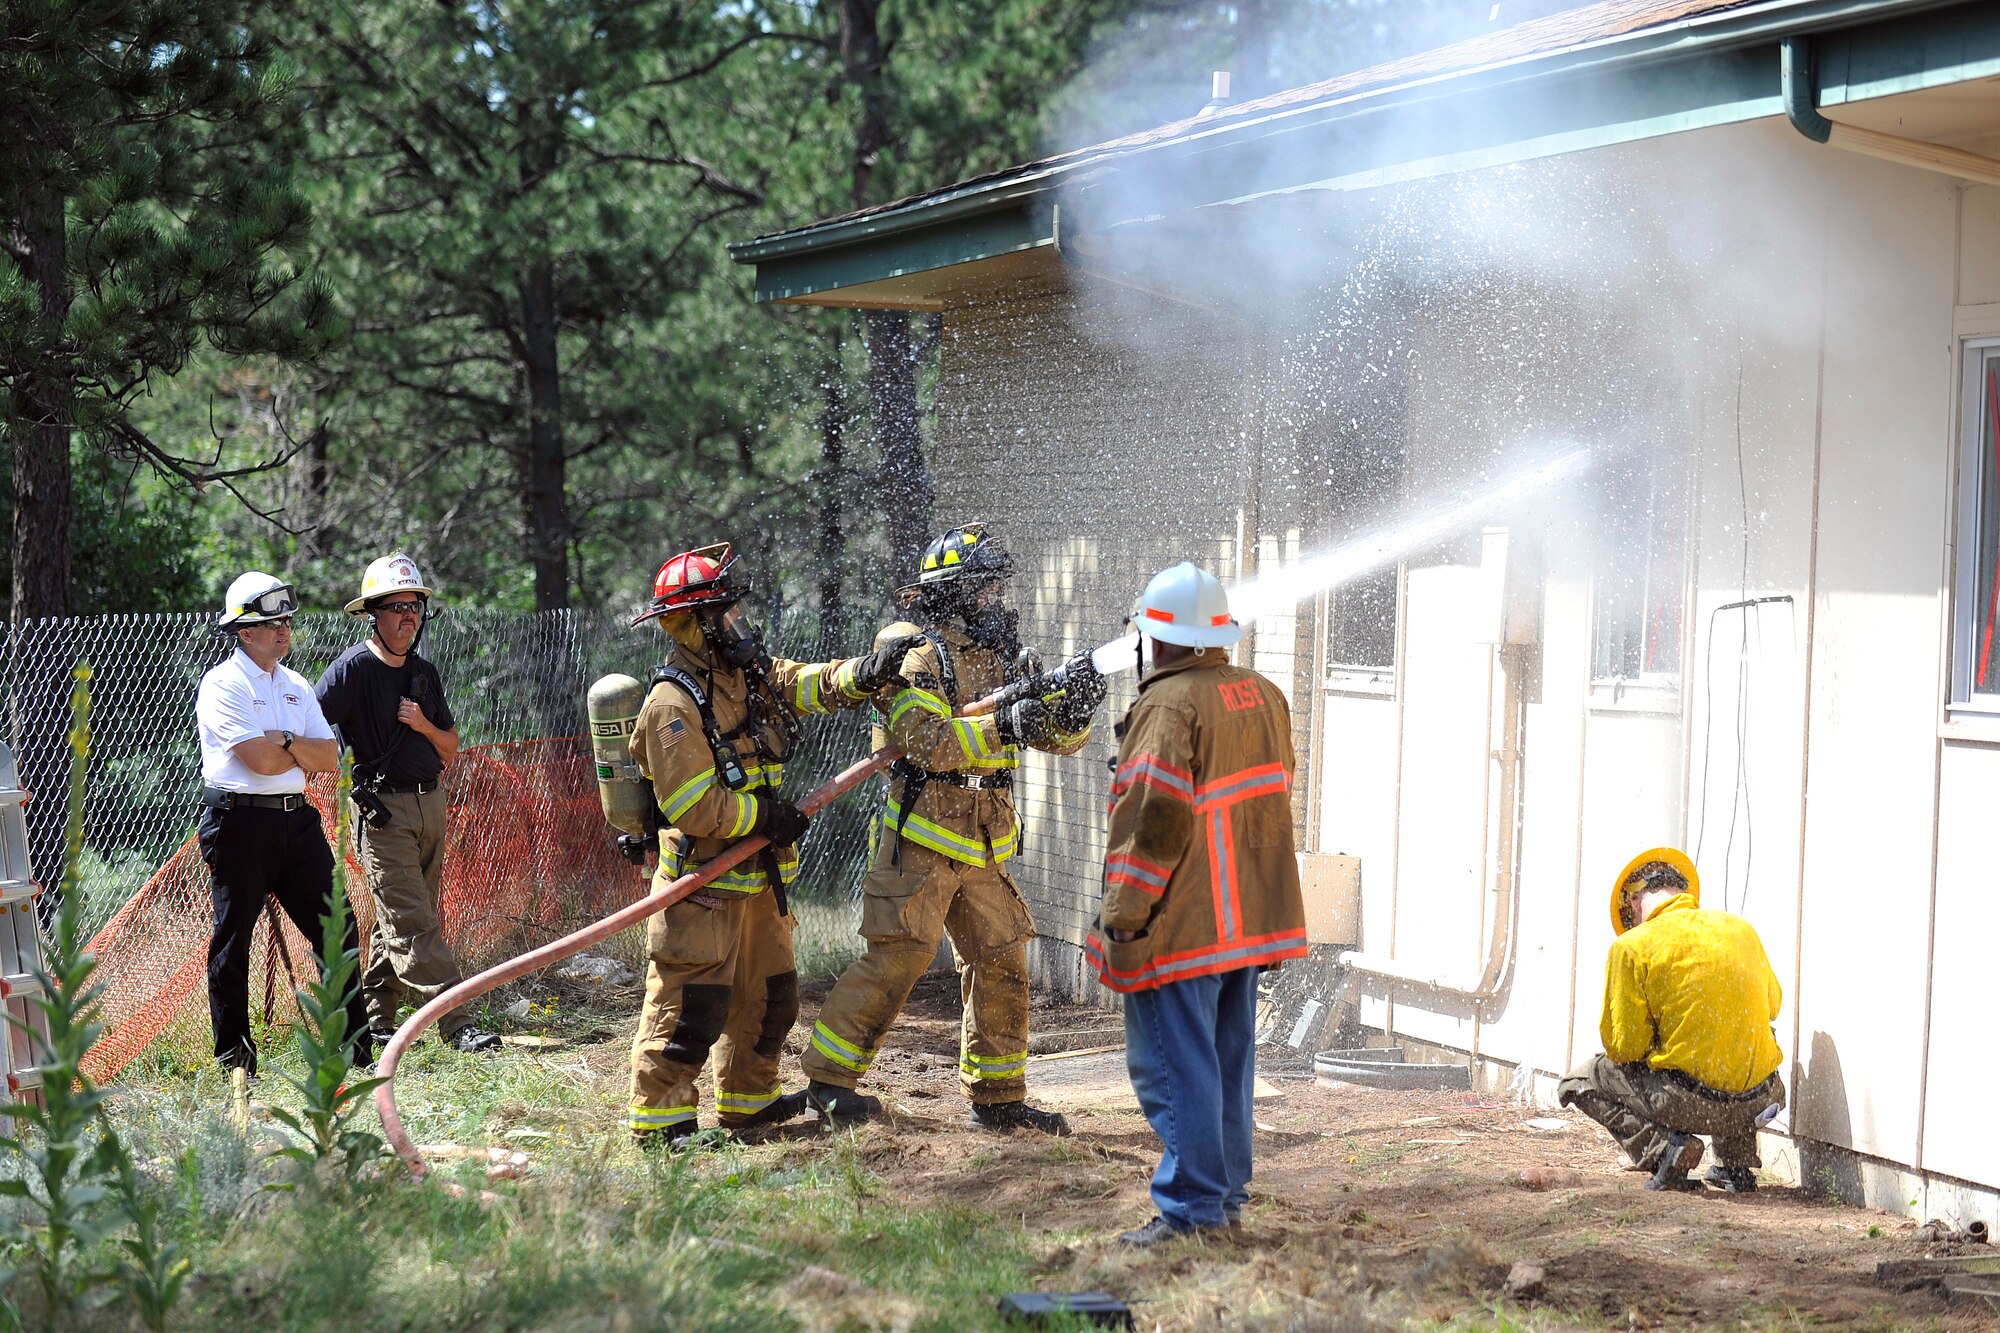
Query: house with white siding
[[732, 0, 2000, 1223]]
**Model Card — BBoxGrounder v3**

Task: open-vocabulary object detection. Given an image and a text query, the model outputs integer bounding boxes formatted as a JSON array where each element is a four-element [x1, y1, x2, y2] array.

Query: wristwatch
[[280, 730, 295, 750]]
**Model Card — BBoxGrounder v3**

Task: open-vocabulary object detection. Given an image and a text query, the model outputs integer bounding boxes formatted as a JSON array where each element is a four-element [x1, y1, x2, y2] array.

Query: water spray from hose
[[970, 446, 1593, 714]]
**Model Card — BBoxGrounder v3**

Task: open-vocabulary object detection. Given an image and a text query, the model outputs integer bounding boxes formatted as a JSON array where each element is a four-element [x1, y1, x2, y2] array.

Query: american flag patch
[[662, 717, 687, 746]]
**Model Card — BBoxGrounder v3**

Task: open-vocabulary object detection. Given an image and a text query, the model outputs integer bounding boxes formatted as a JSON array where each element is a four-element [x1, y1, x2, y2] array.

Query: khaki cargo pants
[[355, 787, 470, 1036], [628, 886, 799, 1136], [1559, 1054, 1786, 1170], [800, 839, 1035, 1106]]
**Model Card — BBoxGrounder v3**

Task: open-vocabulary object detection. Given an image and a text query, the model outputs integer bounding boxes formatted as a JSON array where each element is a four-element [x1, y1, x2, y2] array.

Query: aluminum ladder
[[0, 741, 50, 1122]]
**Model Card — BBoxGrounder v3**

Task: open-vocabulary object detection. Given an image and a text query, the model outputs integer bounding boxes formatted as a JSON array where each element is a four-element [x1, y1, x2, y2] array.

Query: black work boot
[[1645, 1133, 1706, 1192], [446, 1023, 503, 1054], [724, 1089, 810, 1133], [806, 1080, 883, 1127], [969, 1100, 1072, 1137], [634, 1120, 699, 1153], [1703, 1163, 1759, 1194]]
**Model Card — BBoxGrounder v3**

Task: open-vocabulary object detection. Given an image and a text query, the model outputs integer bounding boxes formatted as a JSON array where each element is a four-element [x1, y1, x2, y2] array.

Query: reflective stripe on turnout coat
[[1089, 653, 1307, 993]]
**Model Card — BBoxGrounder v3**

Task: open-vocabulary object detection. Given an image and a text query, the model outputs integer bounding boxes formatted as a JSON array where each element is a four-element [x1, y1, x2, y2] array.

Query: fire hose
[[373, 745, 899, 1172]]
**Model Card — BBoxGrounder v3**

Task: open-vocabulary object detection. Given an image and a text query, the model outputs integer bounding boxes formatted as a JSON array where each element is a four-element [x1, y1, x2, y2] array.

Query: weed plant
[[0, 663, 186, 1331]]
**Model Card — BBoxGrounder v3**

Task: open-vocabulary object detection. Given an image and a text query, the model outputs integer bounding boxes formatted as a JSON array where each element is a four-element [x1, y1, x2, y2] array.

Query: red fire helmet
[[630, 542, 748, 626]]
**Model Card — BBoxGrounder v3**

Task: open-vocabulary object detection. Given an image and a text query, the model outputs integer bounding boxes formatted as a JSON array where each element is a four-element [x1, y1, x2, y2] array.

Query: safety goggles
[[241, 585, 298, 620]]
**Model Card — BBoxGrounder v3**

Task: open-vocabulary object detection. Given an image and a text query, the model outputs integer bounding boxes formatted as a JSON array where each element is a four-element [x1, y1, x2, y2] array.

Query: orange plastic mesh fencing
[[79, 736, 644, 1083]]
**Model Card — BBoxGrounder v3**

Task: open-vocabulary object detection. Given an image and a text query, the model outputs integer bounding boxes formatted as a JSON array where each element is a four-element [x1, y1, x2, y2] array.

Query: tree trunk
[[13, 187, 73, 622], [11, 186, 75, 915], [519, 258, 570, 613], [817, 329, 848, 653], [841, 0, 933, 582]]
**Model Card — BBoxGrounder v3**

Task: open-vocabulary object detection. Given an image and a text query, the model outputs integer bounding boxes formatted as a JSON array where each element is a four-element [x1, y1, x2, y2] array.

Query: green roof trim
[[735, 0, 2000, 305]]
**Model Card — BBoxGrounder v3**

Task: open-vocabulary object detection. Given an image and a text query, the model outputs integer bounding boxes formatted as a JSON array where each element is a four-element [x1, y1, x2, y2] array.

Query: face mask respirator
[[701, 604, 767, 669]]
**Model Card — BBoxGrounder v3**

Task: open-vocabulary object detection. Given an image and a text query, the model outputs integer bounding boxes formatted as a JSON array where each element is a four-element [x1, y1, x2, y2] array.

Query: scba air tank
[[587, 673, 653, 837]]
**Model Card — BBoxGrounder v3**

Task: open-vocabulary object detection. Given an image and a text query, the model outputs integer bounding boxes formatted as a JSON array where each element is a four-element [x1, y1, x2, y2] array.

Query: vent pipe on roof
[[1780, 35, 2000, 189], [1196, 71, 1232, 119]]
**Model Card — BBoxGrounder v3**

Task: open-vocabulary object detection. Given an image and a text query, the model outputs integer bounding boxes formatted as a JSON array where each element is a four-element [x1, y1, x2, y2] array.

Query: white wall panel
[[1920, 742, 2000, 1187], [1794, 159, 1956, 1164]]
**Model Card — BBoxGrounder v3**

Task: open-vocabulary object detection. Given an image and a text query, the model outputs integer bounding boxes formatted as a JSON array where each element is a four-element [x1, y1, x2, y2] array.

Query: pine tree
[[0, 0, 343, 621]]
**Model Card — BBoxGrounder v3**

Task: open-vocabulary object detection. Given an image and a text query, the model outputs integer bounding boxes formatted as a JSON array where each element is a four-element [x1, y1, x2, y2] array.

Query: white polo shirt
[[196, 647, 336, 794]]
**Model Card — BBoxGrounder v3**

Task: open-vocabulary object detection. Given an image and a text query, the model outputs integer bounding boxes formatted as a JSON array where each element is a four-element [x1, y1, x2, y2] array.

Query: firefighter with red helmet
[[625, 543, 918, 1147], [798, 524, 1106, 1133]]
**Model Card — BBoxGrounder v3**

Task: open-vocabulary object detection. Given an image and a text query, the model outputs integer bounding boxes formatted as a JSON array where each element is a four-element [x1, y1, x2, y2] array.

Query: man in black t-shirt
[[316, 554, 500, 1055]]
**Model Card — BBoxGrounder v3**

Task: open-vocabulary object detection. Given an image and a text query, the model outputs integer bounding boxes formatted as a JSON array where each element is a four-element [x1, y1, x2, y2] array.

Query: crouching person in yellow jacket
[[799, 524, 1100, 1134], [1558, 847, 1786, 1193], [625, 542, 918, 1148]]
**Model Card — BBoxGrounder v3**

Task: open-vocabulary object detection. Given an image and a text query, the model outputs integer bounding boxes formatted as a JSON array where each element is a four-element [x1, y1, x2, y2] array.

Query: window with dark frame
[[1953, 339, 2000, 710]]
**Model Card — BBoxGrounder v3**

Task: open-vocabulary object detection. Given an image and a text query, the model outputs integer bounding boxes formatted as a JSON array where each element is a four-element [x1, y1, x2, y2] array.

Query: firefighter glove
[[1047, 651, 1107, 731], [995, 697, 1051, 747], [850, 633, 925, 693], [753, 794, 811, 846]]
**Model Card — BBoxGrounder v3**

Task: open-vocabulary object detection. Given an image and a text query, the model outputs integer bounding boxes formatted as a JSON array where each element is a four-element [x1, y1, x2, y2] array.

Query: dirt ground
[[511, 967, 1993, 1331]]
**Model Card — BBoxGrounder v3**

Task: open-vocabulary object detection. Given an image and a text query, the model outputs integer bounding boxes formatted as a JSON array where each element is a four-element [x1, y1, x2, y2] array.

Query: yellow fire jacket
[[1600, 893, 1784, 1093], [874, 625, 1089, 868], [1087, 654, 1308, 993], [630, 640, 872, 895]]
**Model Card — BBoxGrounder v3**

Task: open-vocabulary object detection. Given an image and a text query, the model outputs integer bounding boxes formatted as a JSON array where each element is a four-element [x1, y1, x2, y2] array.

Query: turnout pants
[[800, 840, 1035, 1106], [1559, 1054, 1786, 1170], [198, 802, 370, 1074], [628, 887, 800, 1135], [1123, 966, 1259, 1230], [354, 787, 469, 1036]]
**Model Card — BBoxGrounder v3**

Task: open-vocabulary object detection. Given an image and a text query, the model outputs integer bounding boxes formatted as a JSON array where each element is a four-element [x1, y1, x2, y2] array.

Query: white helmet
[[345, 553, 435, 615], [219, 572, 298, 628], [1132, 562, 1241, 649]]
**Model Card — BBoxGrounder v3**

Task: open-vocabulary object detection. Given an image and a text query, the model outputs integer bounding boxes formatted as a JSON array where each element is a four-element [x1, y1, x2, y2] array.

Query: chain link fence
[[0, 608, 883, 1079]]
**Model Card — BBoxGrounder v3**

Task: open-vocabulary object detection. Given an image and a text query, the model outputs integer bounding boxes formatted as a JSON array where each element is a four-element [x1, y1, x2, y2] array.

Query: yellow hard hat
[[1609, 846, 1699, 936], [345, 553, 435, 615]]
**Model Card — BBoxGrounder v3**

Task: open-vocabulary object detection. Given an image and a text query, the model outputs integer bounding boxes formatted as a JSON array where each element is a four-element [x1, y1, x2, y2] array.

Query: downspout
[[1781, 36, 2000, 189]]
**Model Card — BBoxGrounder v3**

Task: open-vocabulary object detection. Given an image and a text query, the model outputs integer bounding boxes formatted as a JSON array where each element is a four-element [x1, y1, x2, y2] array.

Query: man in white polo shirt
[[196, 571, 372, 1074]]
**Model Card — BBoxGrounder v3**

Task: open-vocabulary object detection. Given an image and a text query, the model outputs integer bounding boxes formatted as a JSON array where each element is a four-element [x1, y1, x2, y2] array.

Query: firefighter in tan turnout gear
[[799, 524, 1106, 1133], [625, 543, 919, 1147]]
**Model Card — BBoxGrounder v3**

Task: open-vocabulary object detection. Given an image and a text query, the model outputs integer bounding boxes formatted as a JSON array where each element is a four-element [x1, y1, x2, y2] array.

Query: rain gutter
[[732, 0, 1993, 303], [1780, 33, 2000, 186]]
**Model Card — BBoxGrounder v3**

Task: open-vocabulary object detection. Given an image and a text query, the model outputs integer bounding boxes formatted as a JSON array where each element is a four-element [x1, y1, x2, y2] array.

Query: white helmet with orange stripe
[[1132, 562, 1241, 649]]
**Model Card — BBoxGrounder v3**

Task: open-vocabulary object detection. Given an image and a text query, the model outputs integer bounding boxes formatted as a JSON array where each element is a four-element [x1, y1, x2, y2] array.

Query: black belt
[[925, 771, 1014, 790], [202, 787, 310, 812], [375, 778, 441, 795], [1662, 1068, 1780, 1104]]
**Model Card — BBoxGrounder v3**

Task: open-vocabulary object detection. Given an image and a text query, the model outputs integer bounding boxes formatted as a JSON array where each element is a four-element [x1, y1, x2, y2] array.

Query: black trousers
[[198, 802, 369, 1072]]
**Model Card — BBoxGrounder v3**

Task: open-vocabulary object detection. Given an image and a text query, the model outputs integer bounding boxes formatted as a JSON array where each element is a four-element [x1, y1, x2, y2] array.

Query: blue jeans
[[1123, 966, 1258, 1229]]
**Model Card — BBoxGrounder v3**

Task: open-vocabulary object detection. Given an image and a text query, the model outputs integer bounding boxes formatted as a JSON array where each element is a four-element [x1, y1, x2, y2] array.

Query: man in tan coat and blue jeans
[[1092, 562, 1309, 1246]]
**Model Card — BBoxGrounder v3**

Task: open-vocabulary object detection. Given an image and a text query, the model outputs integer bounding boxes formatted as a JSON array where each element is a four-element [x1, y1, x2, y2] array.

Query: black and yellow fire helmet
[[896, 523, 1013, 605]]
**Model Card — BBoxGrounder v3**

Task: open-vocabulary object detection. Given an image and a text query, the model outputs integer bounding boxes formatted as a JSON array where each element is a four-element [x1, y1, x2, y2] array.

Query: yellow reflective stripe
[[829, 658, 869, 701], [890, 688, 949, 727], [716, 1088, 781, 1114], [960, 1050, 1028, 1079], [679, 847, 801, 894], [951, 717, 999, 762], [723, 790, 759, 838], [810, 1021, 874, 1073], [791, 664, 830, 715], [664, 761, 779, 824], [630, 1104, 696, 1130], [662, 769, 716, 821], [880, 809, 1016, 867], [964, 752, 1019, 771], [1048, 724, 1090, 748]]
